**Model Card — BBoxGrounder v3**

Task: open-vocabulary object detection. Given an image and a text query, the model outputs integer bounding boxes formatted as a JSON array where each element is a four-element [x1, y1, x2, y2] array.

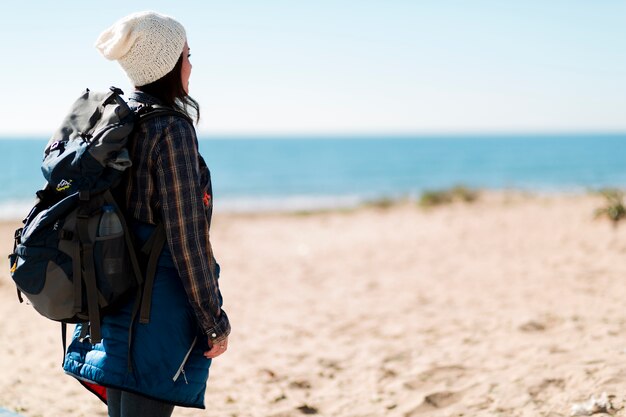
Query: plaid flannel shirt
[[123, 91, 230, 344]]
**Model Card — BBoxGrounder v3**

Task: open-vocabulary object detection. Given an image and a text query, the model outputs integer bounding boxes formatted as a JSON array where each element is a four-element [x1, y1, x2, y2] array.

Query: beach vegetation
[[594, 188, 626, 228], [420, 190, 453, 206], [450, 185, 479, 203], [419, 185, 479, 207], [363, 197, 398, 209], [292, 207, 357, 216]]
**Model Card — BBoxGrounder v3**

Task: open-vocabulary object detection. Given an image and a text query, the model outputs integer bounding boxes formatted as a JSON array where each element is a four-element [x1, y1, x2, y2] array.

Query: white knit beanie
[[95, 11, 187, 87]]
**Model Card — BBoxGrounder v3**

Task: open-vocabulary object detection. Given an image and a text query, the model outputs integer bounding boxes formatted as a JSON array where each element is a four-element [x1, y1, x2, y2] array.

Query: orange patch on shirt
[[203, 191, 211, 207]]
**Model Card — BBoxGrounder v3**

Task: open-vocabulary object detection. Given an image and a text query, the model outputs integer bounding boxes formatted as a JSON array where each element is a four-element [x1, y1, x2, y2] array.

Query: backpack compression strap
[[76, 190, 102, 343]]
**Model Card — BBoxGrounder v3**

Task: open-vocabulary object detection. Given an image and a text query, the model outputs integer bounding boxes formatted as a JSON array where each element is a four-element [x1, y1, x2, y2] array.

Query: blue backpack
[[8, 87, 189, 348]]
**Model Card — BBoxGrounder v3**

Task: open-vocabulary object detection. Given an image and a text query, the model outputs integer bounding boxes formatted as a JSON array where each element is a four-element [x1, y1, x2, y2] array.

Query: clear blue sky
[[2, 1, 626, 135]]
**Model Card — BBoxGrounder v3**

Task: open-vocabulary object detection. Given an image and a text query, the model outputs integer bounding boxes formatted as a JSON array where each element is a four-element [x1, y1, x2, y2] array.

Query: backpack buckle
[[135, 104, 154, 117]]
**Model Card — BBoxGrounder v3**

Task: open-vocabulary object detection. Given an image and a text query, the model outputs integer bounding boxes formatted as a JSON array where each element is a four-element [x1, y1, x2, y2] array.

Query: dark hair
[[137, 54, 200, 124]]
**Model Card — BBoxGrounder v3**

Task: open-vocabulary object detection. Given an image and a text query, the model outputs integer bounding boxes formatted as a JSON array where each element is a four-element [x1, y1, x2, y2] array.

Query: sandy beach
[[2, 192, 626, 417]]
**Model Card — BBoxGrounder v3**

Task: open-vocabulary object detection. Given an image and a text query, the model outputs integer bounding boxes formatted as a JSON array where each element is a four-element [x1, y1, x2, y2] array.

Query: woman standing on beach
[[62, 11, 230, 417]]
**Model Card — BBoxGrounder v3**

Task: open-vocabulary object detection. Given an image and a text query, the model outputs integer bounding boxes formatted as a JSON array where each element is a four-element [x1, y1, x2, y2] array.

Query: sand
[[2, 192, 626, 417]]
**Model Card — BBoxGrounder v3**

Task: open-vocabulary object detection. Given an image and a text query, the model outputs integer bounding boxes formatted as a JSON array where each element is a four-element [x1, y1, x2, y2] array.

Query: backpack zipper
[[172, 335, 197, 383]]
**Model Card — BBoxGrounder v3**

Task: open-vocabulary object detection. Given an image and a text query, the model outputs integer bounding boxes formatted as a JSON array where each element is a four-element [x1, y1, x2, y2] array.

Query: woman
[[63, 11, 230, 417]]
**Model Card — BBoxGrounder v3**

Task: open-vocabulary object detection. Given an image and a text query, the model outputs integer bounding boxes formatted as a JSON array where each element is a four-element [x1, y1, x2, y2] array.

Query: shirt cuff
[[204, 309, 231, 344]]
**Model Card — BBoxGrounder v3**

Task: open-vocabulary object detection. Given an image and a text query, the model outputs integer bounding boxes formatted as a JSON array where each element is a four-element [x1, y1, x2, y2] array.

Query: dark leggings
[[106, 388, 175, 417]]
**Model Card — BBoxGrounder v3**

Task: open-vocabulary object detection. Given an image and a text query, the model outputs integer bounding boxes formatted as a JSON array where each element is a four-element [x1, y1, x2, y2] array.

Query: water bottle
[[98, 205, 123, 236], [98, 205, 124, 277]]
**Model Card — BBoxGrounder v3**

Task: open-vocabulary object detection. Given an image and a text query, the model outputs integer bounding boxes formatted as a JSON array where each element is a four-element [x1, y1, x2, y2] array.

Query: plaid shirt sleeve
[[153, 118, 230, 344]]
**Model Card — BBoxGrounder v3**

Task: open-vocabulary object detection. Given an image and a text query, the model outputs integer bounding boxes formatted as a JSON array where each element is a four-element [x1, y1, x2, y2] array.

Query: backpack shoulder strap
[[135, 104, 193, 127], [138, 223, 167, 324]]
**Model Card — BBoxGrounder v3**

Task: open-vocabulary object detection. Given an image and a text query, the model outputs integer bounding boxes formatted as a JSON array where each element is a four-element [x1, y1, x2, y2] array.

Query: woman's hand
[[204, 336, 228, 359]]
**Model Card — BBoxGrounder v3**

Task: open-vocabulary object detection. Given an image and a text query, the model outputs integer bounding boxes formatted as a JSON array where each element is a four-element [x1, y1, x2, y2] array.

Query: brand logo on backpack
[[56, 179, 73, 192]]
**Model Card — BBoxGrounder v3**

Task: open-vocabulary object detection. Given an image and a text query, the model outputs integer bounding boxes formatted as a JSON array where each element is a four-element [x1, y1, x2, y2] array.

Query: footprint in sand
[[296, 404, 319, 415], [527, 378, 565, 403], [519, 315, 564, 333], [403, 365, 467, 390], [519, 320, 547, 332], [289, 379, 312, 390], [405, 390, 463, 416]]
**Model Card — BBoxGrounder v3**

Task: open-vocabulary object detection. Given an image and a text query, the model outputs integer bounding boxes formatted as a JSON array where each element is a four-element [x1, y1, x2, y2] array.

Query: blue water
[[1, 134, 625, 216]]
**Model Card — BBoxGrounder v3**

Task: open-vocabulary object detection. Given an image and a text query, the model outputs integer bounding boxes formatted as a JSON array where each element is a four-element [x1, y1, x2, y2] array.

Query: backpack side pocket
[[11, 245, 75, 321], [94, 230, 134, 309]]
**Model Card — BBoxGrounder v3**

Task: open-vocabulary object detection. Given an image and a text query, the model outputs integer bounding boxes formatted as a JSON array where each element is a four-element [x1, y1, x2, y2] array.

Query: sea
[[1, 134, 625, 219]]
